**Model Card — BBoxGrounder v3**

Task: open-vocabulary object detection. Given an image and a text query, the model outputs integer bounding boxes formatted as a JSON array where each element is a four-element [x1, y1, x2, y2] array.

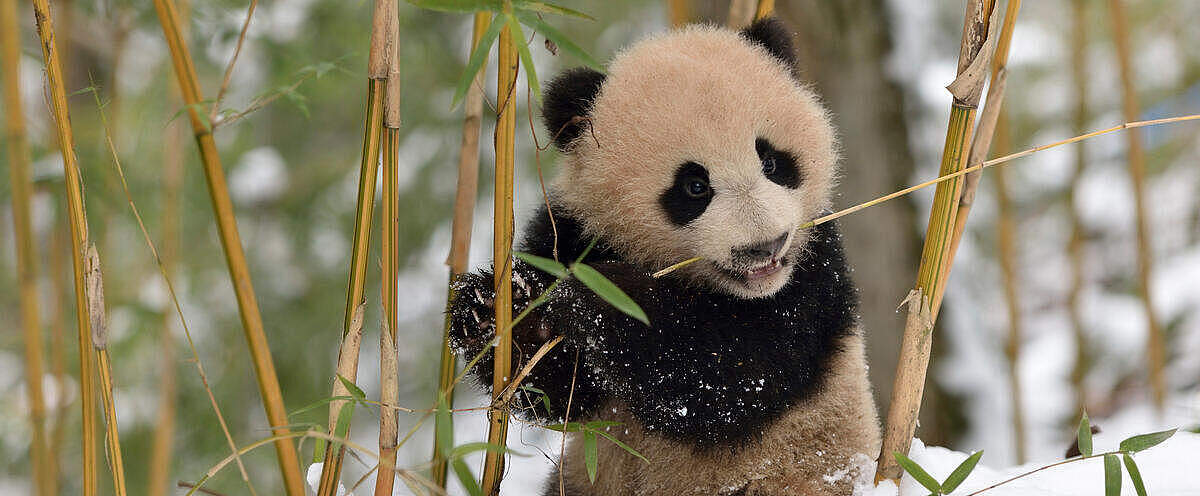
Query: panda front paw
[[448, 262, 550, 357]]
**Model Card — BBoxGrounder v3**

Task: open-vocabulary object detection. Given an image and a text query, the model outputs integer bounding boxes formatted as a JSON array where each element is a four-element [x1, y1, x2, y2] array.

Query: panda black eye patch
[[756, 138, 802, 188], [660, 161, 713, 227]]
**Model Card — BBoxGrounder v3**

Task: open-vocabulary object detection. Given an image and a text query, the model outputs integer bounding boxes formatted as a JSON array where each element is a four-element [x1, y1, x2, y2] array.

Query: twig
[[209, 0, 258, 122], [965, 450, 1123, 496]]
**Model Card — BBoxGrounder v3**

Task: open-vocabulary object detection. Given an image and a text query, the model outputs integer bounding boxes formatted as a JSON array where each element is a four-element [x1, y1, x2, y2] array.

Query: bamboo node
[[946, 3, 1003, 106]]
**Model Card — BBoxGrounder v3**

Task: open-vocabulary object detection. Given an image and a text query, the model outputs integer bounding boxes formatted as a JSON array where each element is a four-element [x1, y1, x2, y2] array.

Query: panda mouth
[[743, 259, 784, 280]]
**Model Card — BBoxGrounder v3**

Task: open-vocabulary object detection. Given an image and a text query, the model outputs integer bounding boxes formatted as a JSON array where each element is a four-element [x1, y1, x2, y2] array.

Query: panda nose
[[732, 232, 788, 262]]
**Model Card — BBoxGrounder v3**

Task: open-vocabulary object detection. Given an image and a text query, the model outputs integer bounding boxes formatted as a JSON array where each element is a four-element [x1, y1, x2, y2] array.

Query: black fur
[[659, 161, 714, 227], [448, 204, 859, 450], [739, 16, 798, 71], [756, 138, 803, 189], [542, 67, 607, 151]]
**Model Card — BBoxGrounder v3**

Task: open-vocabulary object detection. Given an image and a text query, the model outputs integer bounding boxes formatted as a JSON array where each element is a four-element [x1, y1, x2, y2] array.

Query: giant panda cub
[[449, 17, 880, 496]]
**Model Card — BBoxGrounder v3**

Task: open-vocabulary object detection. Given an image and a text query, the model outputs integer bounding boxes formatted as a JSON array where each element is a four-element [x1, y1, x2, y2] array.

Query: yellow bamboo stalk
[[876, 0, 998, 484], [754, 0, 774, 20], [374, 10, 402, 494], [85, 244, 126, 496], [1107, 0, 1164, 412], [3, 0, 52, 491], [433, 11, 489, 489], [1066, 0, 1090, 418], [148, 0, 305, 491], [480, 7, 518, 495], [148, 3, 188, 494], [992, 110, 1026, 464], [666, 0, 690, 27], [316, 0, 395, 491], [47, 207, 69, 495], [28, 0, 97, 491]]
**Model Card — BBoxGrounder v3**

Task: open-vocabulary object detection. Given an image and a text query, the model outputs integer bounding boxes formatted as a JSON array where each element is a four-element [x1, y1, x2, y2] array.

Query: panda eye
[[683, 176, 711, 198], [761, 155, 777, 176], [755, 138, 802, 189]]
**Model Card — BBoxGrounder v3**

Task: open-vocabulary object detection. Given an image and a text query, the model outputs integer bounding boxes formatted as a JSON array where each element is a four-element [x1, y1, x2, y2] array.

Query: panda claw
[[512, 271, 531, 299], [474, 288, 494, 309]]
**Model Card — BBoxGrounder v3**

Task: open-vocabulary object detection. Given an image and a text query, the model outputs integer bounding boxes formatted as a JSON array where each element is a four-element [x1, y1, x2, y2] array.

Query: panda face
[[546, 20, 838, 299]]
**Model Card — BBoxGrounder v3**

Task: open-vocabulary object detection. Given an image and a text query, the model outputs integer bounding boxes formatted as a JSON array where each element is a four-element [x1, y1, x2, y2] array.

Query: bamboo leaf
[[515, 11, 603, 71], [594, 430, 649, 463], [403, 0, 501, 13], [451, 458, 483, 496], [436, 396, 454, 457], [1078, 412, 1093, 457], [584, 431, 598, 483], [288, 395, 359, 418], [571, 263, 649, 325], [584, 420, 622, 430], [513, 0, 595, 20], [328, 401, 354, 454], [452, 14, 504, 108], [311, 425, 327, 463], [1119, 428, 1177, 453], [506, 15, 542, 104], [941, 450, 983, 493], [544, 421, 583, 432], [515, 252, 568, 278], [336, 373, 366, 400], [1123, 453, 1147, 496], [518, 385, 552, 413], [893, 452, 941, 494], [1104, 454, 1121, 496], [447, 442, 530, 459]]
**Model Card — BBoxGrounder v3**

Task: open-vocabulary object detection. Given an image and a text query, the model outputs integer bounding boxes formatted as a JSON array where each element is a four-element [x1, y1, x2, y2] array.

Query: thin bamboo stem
[[317, 0, 395, 491], [433, 11, 489, 489], [84, 244, 127, 496], [1107, 0, 1164, 412], [1066, 0, 1090, 419], [992, 110, 1025, 464], [754, 0, 774, 20], [480, 7, 518, 494], [2, 0, 52, 492], [666, 0, 690, 27], [28, 0, 98, 491], [149, 0, 305, 491], [374, 12, 402, 493], [148, 4, 188, 494], [876, 0, 997, 484]]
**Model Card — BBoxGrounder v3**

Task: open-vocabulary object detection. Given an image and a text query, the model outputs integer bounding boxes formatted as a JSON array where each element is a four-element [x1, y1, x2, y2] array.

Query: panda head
[[543, 18, 838, 299]]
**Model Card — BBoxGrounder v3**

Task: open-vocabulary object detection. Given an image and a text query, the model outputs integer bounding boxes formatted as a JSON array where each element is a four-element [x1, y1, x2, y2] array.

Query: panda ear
[[542, 67, 606, 151], [739, 16, 798, 69]]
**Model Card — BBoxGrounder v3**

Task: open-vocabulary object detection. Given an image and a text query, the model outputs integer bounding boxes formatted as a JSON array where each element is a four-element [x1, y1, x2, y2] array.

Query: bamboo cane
[[374, 9, 402, 494], [2, 0, 52, 490], [480, 7, 518, 494], [47, 206, 69, 495], [27, 0, 98, 491], [316, 0, 395, 491], [1107, 0, 1165, 412], [85, 245, 127, 496], [148, 0, 305, 491], [148, 4, 188, 495], [992, 110, 1026, 464], [666, 0, 689, 27], [1066, 0, 1090, 418], [875, 0, 999, 484], [433, 11, 490, 489], [754, 0, 774, 20]]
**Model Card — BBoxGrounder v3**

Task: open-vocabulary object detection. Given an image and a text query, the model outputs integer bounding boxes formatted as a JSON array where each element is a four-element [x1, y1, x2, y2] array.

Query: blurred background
[[1, 0, 1198, 494]]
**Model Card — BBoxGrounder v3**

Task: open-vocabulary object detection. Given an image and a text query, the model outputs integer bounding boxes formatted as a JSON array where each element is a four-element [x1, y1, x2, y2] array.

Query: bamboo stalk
[[47, 206, 69, 496], [433, 11, 490, 489], [148, 3, 188, 494], [2, 0, 52, 492], [727, 0, 755, 28], [85, 244, 127, 496], [1066, 0, 1090, 418], [1107, 0, 1164, 412], [374, 11, 402, 494], [480, 7, 518, 494], [666, 0, 690, 27], [754, 0, 774, 20], [28, 0, 98, 491], [875, 0, 999, 484], [148, 0, 305, 491], [992, 110, 1026, 464], [316, 0, 395, 491]]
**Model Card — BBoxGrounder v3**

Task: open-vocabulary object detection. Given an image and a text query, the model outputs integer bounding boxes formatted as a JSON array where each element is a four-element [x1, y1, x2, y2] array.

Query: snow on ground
[[858, 430, 1200, 496]]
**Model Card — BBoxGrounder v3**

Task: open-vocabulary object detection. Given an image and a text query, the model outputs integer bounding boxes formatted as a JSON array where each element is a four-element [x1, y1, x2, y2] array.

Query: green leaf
[[518, 385, 552, 413], [893, 452, 941, 495], [329, 401, 355, 454], [941, 450, 983, 493], [584, 431, 598, 484], [447, 441, 529, 460], [1104, 454, 1121, 496], [1077, 412, 1093, 457], [435, 396, 454, 457], [336, 374, 366, 400], [506, 15, 542, 103], [1123, 453, 1147, 496], [571, 263, 649, 325], [515, 11, 604, 71], [584, 420, 622, 430], [288, 395, 359, 418], [544, 421, 584, 432], [513, 0, 595, 20], [594, 430, 649, 463], [515, 252, 568, 278], [451, 458, 483, 496], [451, 14, 505, 108], [403, 0, 501, 13], [311, 424, 327, 463], [1119, 428, 1177, 453]]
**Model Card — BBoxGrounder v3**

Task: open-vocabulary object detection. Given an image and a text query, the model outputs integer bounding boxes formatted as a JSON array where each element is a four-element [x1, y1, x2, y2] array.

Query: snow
[[854, 431, 1200, 496]]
